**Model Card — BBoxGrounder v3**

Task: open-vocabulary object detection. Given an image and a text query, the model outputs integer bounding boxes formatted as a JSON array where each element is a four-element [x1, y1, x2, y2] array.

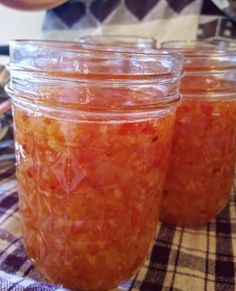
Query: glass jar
[[6, 40, 183, 290], [160, 41, 236, 227], [78, 35, 157, 49]]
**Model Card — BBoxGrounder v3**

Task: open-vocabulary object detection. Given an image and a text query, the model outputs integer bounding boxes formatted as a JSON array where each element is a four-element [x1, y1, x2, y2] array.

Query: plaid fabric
[[0, 172, 235, 291]]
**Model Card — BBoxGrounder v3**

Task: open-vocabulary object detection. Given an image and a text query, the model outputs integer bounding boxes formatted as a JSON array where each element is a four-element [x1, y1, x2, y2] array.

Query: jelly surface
[[14, 104, 175, 290], [161, 97, 236, 226]]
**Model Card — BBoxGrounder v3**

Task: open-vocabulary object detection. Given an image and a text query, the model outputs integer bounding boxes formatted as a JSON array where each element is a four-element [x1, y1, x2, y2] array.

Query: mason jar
[[160, 41, 236, 227], [6, 40, 183, 290]]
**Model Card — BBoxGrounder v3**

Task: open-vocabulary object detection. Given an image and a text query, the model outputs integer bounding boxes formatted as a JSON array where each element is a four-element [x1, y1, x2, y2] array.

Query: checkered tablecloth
[[0, 171, 235, 291]]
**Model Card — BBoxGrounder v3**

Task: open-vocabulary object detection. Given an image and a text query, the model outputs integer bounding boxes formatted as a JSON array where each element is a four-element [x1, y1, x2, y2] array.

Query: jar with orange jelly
[[6, 40, 183, 290], [160, 41, 236, 227]]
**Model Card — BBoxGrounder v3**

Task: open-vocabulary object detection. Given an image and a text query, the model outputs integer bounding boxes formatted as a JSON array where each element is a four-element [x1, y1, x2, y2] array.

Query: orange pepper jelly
[[13, 106, 175, 290], [161, 97, 236, 226], [159, 46, 236, 227], [7, 41, 183, 290]]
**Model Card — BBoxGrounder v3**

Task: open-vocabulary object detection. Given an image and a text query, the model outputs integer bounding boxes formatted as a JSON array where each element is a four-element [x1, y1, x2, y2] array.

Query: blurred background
[[0, 6, 24, 179], [0, 5, 43, 44]]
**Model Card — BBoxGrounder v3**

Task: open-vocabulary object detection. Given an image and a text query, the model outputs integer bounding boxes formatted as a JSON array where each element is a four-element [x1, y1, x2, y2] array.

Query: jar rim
[[7, 40, 183, 114], [78, 35, 156, 48], [161, 40, 236, 74], [161, 40, 236, 57], [10, 39, 182, 63], [8, 40, 184, 84]]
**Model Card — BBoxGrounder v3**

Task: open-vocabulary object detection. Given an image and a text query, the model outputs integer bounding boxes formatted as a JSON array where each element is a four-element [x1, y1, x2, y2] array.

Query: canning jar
[[6, 40, 183, 290], [160, 41, 236, 227], [78, 35, 157, 49]]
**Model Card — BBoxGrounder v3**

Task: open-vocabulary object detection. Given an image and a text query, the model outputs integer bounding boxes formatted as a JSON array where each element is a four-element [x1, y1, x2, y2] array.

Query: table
[[0, 172, 235, 291]]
